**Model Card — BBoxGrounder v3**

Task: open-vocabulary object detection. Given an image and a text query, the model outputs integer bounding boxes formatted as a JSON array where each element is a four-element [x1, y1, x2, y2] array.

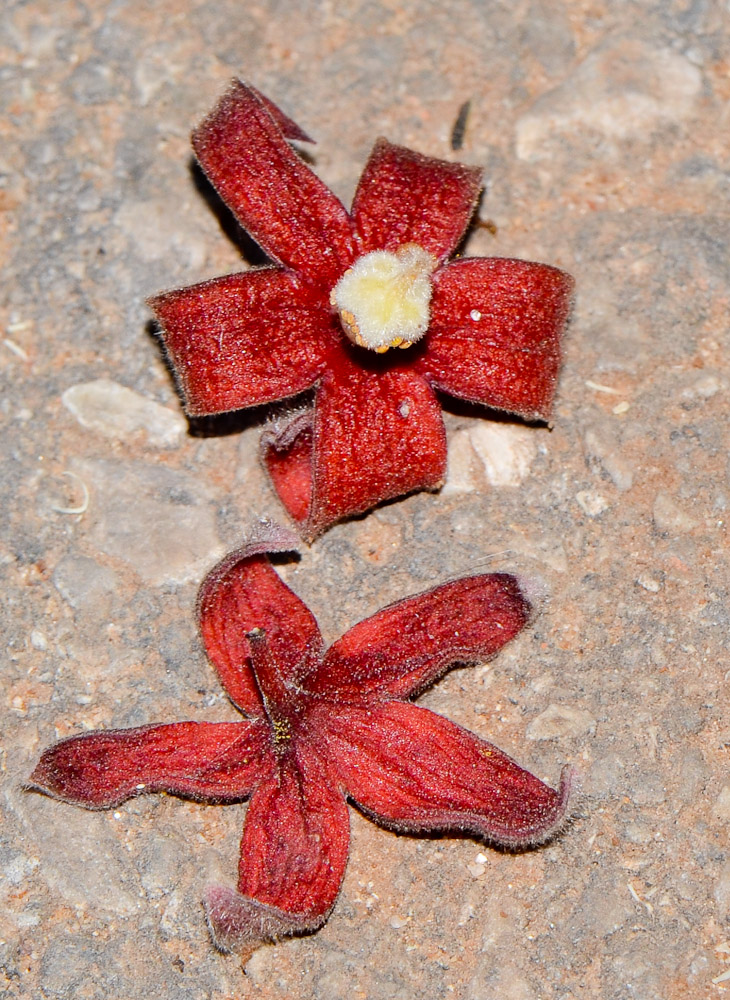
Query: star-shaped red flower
[[30, 526, 571, 961], [149, 82, 574, 538]]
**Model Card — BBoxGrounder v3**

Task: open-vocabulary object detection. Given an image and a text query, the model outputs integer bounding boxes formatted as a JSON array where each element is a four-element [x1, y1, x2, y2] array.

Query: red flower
[[30, 526, 572, 961], [149, 82, 574, 538]]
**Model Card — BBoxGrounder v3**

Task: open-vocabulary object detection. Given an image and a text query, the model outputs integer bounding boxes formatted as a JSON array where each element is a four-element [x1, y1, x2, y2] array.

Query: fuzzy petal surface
[[192, 81, 356, 287], [321, 701, 570, 848], [421, 257, 574, 420], [28, 722, 272, 808], [31, 543, 572, 962], [198, 539, 322, 715], [206, 744, 349, 955], [149, 84, 575, 535], [264, 362, 447, 538], [310, 573, 531, 700], [262, 412, 315, 529], [149, 268, 336, 417], [205, 886, 324, 961], [352, 138, 482, 261]]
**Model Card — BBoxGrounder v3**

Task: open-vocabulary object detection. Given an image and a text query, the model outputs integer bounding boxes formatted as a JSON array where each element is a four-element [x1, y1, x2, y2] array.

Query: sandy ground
[[2, 1, 730, 997]]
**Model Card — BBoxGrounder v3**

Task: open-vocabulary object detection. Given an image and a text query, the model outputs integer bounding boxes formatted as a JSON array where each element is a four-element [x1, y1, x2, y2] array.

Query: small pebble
[[30, 629, 48, 650], [78, 458, 224, 585], [62, 379, 186, 449], [713, 787, 730, 822], [583, 426, 634, 492], [636, 572, 662, 593], [527, 703, 597, 740], [576, 490, 610, 516], [652, 492, 698, 534], [444, 423, 539, 492]]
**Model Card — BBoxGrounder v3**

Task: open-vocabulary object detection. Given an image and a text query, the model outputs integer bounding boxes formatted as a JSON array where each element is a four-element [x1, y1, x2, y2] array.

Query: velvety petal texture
[[29, 721, 272, 807], [352, 138, 482, 260], [197, 524, 323, 712], [313, 364, 446, 538], [192, 80, 356, 287], [31, 538, 572, 961], [149, 269, 337, 416], [150, 81, 574, 536], [310, 572, 531, 700], [263, 362, 447, 539], [319, 702, 572, 848], [422, 258, 574, 421]]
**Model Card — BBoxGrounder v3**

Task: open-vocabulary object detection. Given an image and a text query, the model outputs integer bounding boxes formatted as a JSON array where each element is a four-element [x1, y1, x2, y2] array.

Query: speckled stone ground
[[3, 2, 730, 998]]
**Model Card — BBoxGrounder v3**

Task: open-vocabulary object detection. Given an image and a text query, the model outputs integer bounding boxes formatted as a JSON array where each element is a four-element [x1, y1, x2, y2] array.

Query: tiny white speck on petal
[[398, 400, 411, 418], [470, 309, 481, 321]]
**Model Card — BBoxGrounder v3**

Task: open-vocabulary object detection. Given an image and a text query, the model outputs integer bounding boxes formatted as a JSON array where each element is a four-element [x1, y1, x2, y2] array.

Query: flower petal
[[149, 268, 336, 417], [192, 80, 356, 286], [198, 530, 322, 715], [205, 745, 349, 957], [263, 362, 447, 538], [323, 702, 572, 848], [309, 573, 531, 700], [246, 84, 314, 143], [28, 721, 272, 808], [261, 411, 315, 528], [352, 138, 482, 260], [421, 257, 574, 421]]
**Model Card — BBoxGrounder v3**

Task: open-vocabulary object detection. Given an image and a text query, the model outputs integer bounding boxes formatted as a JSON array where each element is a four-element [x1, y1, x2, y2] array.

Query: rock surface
[[62, 379, 187, 448], [2, 2, 730, 998]]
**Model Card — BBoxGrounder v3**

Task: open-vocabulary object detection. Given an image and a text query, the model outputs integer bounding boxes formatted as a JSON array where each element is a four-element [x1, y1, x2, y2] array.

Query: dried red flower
[[149, 82, 574, 538], [30, 526, 571, 961]]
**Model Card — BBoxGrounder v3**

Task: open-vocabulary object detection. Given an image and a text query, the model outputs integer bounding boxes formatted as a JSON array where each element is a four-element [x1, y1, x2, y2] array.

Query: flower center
[[330, 244, 438, 353]]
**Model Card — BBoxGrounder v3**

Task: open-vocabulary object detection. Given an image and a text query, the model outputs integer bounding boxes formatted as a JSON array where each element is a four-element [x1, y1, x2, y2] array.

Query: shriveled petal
[[198, 529, 322, 715], [263, 361, 447, 538], [192, 80, 356, 287], [205, 744, 349, 956], [352, 138, 482, 261], [205, 887, 323, 963], [149, 268, 336, 417], [322, 702, 572, 848], [309, 573, 531, 700], [421, 258, 574, 421], [28, 721, 272, 808]]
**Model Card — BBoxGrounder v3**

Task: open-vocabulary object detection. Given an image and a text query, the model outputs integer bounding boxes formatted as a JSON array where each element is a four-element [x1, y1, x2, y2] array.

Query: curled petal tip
[[202, 522, 300, 587], [25, 742, 100, 809], [204, 885, 326, 960], [512, 572, 550, 619], [245, 519, 302, 556], [515, 762, 577, 850], [234, 79, 315, 144]]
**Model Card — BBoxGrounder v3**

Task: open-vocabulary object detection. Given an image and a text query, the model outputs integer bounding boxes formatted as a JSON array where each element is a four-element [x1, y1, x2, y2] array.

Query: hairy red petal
[[149, 268, 335, 417], [312, 366, 446, 534], [205, 887, 324, 961], [206, 745, 349, 955], [28, 722, 272, 808], [192, 80, 356, 286], [198, 535, 322, 714], [246, 84, 314, 143], [422, 258, 574, 421], [352, 138, 482, 260], [323, 702, 571, 848], [261, 411, 314, 528], [310, 573, 531, 700], [264, 362, 447, 538]]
